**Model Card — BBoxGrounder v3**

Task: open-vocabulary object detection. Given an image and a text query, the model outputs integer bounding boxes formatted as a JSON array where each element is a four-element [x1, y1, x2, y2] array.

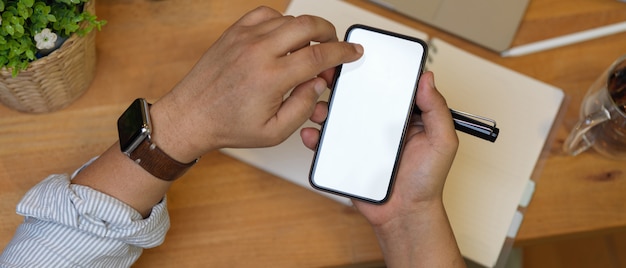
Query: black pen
[[413, 106, 499, 142]]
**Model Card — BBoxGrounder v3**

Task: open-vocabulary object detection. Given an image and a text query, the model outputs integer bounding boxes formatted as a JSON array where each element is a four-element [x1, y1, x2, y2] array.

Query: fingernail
[[428, 73, 436, 89], [353, 43, 364, 54], [314, 79, 327, 95]]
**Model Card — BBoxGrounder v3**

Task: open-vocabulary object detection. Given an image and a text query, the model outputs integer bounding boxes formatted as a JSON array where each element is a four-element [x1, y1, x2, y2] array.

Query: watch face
[[118, 98, 151, 154]]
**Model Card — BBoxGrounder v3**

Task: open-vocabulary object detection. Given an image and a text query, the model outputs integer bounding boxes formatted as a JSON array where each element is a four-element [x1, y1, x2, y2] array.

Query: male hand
[[301, 72, 464, 267], [151, 6, 363, 163]]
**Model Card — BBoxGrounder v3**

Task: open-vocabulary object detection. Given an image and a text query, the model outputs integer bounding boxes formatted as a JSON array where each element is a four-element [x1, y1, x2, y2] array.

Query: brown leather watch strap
[[128, 138, 197, 181]]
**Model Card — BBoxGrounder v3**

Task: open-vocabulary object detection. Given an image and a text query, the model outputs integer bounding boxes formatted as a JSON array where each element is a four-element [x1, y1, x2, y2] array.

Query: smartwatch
[[117, 98, 197, 181]]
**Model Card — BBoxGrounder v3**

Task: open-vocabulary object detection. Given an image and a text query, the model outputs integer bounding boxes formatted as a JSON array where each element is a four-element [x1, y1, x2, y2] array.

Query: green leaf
[[10, 44, 22, 56], [19, 60, 28, 70], [25, 49, 34, 60], [22, 0, 35, 8], [14, 24, 24, 35], [16, 3, 30, 19], [4, 25, 14, 36], [6, 6, 18, 15], [10, 15, 19, 25]]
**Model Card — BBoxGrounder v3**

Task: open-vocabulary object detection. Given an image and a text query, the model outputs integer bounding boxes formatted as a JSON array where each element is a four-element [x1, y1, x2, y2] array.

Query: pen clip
[[450, 109, 497, 129], [450, 108, 499, 142], [412, 105, 500, 142]]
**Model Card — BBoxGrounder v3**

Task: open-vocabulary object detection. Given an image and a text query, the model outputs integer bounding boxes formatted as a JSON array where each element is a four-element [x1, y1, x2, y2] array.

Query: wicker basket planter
[[0, 1, 97, 113]]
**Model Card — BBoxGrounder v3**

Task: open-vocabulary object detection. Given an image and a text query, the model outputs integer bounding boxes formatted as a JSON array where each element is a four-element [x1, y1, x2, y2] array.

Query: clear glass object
[[563, 55, 626, 160]]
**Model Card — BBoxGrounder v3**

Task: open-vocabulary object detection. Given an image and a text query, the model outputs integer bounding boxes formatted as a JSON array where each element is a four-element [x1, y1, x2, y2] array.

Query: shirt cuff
[[15, 172, 170, 248]]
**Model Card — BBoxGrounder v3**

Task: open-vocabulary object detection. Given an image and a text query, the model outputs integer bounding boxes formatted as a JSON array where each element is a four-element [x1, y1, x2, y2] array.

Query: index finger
[[278, 41, 363, 90], [234, 6, 283, 27], [266, 15, 341, 54]]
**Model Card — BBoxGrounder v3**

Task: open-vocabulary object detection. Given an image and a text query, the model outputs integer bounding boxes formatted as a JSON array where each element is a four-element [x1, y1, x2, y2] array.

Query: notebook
[[368, 0, 530, 52], [222, 0, 565, 267]]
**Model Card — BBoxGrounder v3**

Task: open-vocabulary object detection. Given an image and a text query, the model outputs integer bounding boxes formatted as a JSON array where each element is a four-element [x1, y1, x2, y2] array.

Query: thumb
[[416, 72, 458, 147]]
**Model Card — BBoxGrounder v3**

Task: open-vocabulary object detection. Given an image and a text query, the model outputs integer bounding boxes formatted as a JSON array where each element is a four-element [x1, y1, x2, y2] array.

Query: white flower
[[34, 28, 58, 50]]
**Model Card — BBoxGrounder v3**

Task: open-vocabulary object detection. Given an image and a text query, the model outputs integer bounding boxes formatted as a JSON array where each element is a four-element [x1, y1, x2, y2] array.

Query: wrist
[[372, 199, 445, 238], [371, 200, 464, 267], [148, 99, 210, 164], [116, 98, 199, 181]]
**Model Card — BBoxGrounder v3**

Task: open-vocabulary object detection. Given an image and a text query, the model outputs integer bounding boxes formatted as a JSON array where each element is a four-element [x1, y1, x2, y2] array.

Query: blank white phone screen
[[310, 25, 426, 203]]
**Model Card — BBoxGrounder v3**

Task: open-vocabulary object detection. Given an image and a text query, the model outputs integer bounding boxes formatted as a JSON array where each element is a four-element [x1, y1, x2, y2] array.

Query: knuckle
[[293, 15, 317, 30], [306, 44, 327, 68], [262, 130, 288, 147], [253, 6, 275, 15], [221, 26, 251, 47]]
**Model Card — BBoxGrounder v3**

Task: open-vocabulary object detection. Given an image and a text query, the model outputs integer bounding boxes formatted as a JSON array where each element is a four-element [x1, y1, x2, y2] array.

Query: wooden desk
[[1, 0, 625, 266]]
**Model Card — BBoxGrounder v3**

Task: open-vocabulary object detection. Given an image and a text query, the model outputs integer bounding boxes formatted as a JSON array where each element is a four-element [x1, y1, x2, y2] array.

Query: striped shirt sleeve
[[0, 168, 170, 267]]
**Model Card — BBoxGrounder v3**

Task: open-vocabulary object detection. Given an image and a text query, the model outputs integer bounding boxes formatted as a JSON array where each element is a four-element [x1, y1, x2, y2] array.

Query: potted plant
[[0, 0, 106, 113]]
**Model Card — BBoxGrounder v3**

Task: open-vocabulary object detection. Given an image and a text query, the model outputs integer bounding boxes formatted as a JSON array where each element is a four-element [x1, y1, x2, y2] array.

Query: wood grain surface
[[1, 0, 625, 266]]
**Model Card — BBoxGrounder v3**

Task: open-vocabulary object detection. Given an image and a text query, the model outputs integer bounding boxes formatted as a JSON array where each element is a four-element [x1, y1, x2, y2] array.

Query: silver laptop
[[368, 0, 530, 51]]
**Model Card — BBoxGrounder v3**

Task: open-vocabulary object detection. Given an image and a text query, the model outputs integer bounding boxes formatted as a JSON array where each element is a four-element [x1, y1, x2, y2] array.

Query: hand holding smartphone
[[309, 25, 428, 203]]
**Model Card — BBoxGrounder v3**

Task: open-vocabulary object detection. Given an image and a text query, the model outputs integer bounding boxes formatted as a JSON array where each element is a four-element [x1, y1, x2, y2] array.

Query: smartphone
[[309, 24, 428, 203]]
